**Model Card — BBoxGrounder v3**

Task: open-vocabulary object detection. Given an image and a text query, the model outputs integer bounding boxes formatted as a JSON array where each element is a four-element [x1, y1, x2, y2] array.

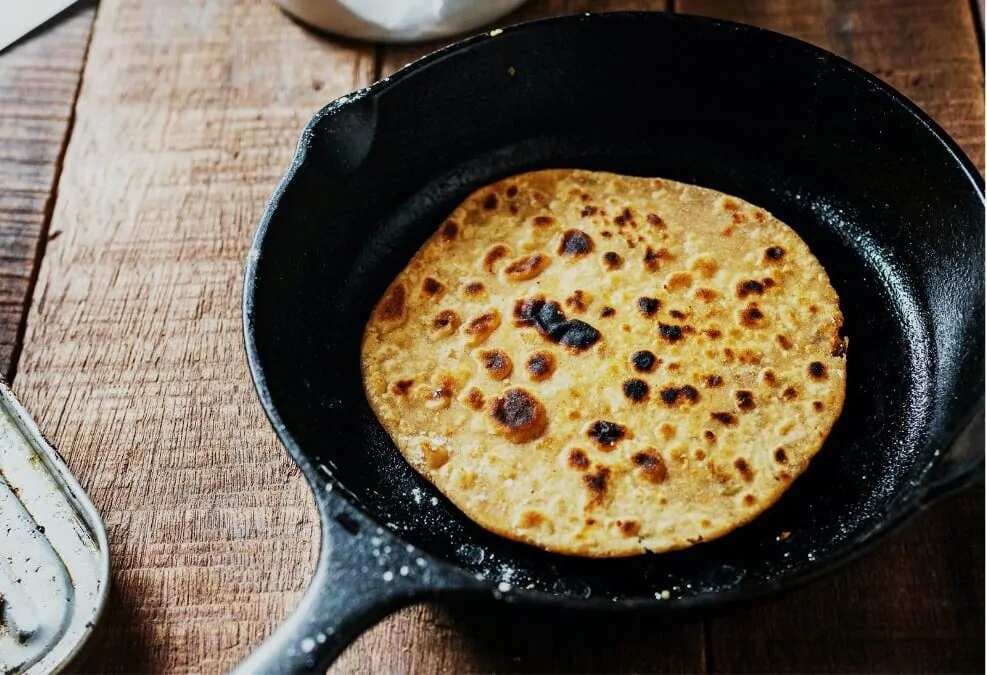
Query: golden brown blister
[[362, 169, 846, 557]]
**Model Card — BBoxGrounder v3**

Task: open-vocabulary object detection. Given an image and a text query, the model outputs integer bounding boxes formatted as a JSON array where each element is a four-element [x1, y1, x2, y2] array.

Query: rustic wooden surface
[[0, 0, 981, 673], [0, 2, 95, 378]]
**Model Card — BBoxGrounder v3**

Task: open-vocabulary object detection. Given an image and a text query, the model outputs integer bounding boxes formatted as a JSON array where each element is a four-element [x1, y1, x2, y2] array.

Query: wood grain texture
[[0, 3, 95, 378], [678, 1, 985, 672], [11, 1, 373, 671]]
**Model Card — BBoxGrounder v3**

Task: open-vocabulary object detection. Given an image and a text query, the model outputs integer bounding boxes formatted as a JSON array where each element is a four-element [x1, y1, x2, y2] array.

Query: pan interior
[[247, 14, 983, 602]]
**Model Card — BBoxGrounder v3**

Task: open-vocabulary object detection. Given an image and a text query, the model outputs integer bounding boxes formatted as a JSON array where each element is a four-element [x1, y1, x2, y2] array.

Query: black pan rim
[[242, 10, 985, 612]]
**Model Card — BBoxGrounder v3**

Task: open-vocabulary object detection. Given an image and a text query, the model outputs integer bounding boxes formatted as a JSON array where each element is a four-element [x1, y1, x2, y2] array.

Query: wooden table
[[1, 1, 982, 672]]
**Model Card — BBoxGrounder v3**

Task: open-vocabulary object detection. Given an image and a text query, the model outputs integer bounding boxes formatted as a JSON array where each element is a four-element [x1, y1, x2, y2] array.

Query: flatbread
[[361, 169, 846, 557]]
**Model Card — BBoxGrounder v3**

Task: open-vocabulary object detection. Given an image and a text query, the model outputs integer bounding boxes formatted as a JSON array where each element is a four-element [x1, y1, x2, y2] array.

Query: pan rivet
[[382, 571, 394, 582], [399, 566, 409, 576]]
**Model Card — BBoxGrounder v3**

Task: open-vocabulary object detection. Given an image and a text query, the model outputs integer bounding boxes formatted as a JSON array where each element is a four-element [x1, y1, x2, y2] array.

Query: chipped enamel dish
[[0, 383, 109, 674]]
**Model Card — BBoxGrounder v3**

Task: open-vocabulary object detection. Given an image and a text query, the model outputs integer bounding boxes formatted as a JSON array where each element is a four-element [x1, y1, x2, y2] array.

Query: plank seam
[[6, 3, 98, 383]]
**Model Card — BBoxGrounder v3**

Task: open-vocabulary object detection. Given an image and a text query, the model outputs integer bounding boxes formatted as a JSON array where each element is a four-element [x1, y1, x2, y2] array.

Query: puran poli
[[361, 169, 846, 557]]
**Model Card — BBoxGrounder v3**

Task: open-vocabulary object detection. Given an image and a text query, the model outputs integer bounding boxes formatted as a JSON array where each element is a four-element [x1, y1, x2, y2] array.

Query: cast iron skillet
[[239, 12, 984, 673]]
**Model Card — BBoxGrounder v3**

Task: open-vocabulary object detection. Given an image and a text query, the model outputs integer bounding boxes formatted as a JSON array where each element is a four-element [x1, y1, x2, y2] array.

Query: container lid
[[0, 382, 109, 674]]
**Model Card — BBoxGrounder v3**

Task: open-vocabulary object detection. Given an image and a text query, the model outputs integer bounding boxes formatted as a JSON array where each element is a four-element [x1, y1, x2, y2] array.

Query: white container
[[275, 0, 528, 43]]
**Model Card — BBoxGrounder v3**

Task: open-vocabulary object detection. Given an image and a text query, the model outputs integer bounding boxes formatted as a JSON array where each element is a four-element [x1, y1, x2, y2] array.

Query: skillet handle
[[918, 401, 985, 506], [234, 487, 467, 674]]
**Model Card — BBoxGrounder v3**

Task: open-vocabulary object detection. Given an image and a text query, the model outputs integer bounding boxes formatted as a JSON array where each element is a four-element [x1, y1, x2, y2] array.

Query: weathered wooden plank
[[12, 1, 374, 671], [0, 3, 95, 379], [676, 1, 985, 672]]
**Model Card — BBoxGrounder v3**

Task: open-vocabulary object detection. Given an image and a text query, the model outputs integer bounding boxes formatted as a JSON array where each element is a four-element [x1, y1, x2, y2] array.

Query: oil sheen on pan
[[361, 169, 847, 557]]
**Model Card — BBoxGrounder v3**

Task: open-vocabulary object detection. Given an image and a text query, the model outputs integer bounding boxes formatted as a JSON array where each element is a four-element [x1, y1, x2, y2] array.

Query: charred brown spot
[[483, 244, 510, 273], [432, 309, 461, 335], [632, 449, 668, 484], [813, 400, 825, 412], [464, 281, 485, 296], [480, 349, 513, 380], [646, 213, 665, 228], [703, 374, 724, 388], [559, 229, 594, 257], [600, 306, 616, 318], [465, 387, 485, 410], [643, 246, 670, 271], [377, 284, 406, 322], [391, 379, 414, 396], [506, 185, 518, 197], [667, 362, 681, 371], [669, 309, 687, 320], [583, 466, 611, 506], [513, 297, 601, 352], [426, 377, 456, 409], [602, 251, 623, 270], [622, 378, 649, 402], [568, 448, 590, 471], [695, 449, 707, 461], [743, 495, 757, 506], [704, 430, 717, 443], [711, 411, 737, 425], [732, 212, 746, 224], [601, 230, 612, 238], [483, 193, 499, 210], [519, 511, 544, 528], [421, 277, 444, 296], [736, 279, 765, 298], [660, 385, 699, 406], [808, 361, 827, 380], [695, 288, 719, 303], [637, 296, 660, 317], [659, 423, 676, 439], [761, 370, 777, 386], [738, 349, 762, 365], [776, 334, 793, 350], [734, 458, 754, 482], [782, 386, 798, 401], [740, 303, 764, 327], [774, 447, 788, 463], [631, 350, 657, 372], [832, 335, 848, 357], [587, 420, 627, 449], [762, 278, 776, 289], [581, 205, 598, 217], [659, 323, 684, 343], [504, 253, 550, 281], [614, 207, 634, 225], [565, 290, 588, 313], [533, 215, 555, 228], [489, 388, 548, 443], [704, 328, 722, 340], [618, 520, 641, 537], [735, 390, 756, 411], [765, 246, 786, 262], [525, 351, 556, 381], [464, 310, 500, 345], [441, 220, 459, 240], [723, 199, 740, 211]]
